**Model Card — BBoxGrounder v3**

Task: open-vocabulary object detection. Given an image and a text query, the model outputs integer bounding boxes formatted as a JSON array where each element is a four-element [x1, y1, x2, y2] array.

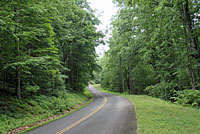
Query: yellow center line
[[56, 87, 107, 134]]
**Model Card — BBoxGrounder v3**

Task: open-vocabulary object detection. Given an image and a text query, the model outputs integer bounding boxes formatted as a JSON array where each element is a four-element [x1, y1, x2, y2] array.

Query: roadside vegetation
[[94, 0, 200, 108], [0, 0, 101, 133], [0, 89, 93, 134], [1, 0, 200, 133], [93, 1, 200, 133], [94, 84, 200, 134]]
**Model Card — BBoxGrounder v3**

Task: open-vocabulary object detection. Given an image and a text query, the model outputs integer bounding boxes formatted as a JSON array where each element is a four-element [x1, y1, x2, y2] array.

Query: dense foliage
[[0, 0, 103, 99], [96, 0, 200, 107], [0, 90, 88, 133]]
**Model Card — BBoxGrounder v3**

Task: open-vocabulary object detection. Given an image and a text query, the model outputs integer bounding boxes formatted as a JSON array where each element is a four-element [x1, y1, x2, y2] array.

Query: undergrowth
[[0, 89, 89, 133]]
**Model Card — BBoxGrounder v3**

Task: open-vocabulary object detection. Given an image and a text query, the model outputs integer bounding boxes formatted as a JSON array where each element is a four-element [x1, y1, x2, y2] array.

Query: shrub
[[173, 89, 200, 108], [145, 81, 174, 100], [0, 90, 88, 133]]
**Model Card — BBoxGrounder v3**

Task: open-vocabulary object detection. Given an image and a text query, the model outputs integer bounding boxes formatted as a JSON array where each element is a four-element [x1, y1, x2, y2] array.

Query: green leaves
[[51, 0, 103, 91], [174, 90, 200, 107], [0, 0, 103, 98], [97, 0, 200, 104]]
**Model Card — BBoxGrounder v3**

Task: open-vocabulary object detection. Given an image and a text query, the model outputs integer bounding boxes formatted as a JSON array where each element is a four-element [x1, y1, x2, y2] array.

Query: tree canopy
[[0, 0, 103, 99], [96, 0, 200, 105]]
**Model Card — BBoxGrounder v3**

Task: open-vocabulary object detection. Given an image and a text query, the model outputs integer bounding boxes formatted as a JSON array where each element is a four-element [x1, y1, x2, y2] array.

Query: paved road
[[26, 84, 137, 134]]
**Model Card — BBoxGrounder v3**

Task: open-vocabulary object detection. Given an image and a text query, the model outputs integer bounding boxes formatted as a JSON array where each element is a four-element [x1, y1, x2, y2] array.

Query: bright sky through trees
[[87, 0, 117, 56]]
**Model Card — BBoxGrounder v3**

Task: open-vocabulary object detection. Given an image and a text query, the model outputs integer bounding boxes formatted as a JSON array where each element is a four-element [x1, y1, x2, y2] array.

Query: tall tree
[[96, 0, 199, 100]]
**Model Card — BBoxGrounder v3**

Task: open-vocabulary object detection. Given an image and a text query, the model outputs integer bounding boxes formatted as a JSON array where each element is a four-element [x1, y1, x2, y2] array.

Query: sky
[[87, 0, 118, 56]]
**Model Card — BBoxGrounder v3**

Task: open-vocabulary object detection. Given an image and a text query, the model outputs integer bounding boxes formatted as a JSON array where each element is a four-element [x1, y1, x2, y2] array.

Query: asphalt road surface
[[26, 84, 137, 134]]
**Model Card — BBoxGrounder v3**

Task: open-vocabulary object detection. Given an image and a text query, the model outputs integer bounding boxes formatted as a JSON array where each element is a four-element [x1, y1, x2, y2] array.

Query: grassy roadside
[[0, 88, 93, 134], [93, 84, 200, 134]]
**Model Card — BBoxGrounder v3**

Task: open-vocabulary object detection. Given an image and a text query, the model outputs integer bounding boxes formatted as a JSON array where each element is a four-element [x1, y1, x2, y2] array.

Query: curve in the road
[[25, 84, 137, 134], [56, 89, 108, 134]]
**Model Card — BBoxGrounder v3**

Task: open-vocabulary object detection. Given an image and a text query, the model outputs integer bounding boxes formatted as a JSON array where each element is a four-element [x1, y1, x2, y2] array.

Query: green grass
[[93, 84, 200, 134], [84, 87, 93, 98], [0, 88, 93, 134]]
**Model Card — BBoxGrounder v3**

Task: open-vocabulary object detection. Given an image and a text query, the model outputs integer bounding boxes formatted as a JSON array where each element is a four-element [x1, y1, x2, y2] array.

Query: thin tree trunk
[[7, 72, 11, 91], [3, 71, 6, 89], [120, 57, 125, 93], [179, 4, 196, 90], [129, 79, 134, 94], [65, 53, 70, 88], [14, 6, 21, 99], [76, 69, 78, 91], [183, 0, 200, 80], [183, 26, 196, 90], [52, 74, 55, 90], [16, 70, 21, 99], [125, 67, 130, 90], [183, 2, 196, 90], [184, 0, 199, 57], [127, 59, 134, 94]]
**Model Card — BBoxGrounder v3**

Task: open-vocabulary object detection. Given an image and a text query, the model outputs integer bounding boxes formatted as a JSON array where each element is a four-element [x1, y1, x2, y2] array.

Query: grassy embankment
[[93, 84, 200, 134], [0, 88, 93, 134]]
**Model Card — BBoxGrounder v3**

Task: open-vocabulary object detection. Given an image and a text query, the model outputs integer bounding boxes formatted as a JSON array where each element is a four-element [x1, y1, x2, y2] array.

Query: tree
[[96, 0, 199, 101], [0, 0, 103, 98]]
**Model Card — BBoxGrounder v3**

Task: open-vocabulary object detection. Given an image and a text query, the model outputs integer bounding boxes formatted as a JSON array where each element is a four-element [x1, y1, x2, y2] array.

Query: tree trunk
[[120, 57, 125, 93], [7, 72, 11, 91], [14, 6, 21, 99], [127, 60, 135, 94], [125, 67, 130, 91], [16, 70, 21, 99], [129, 79, 135, 94], [184, 0, 199, 60], [52, 74, 55, 90], [183, 0, 200, 82], [179, 3, 196, 90], [3, 71, 6, 90], [183, 25, 196, 90], [76, 68, 79, 91]]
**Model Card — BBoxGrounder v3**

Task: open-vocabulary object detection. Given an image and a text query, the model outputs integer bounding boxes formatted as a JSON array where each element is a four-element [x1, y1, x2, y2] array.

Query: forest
[[0, 0, 200, 133], [95, 0, 200, 107], [0, 0, 103, 99], [0, 0, 103, 133]]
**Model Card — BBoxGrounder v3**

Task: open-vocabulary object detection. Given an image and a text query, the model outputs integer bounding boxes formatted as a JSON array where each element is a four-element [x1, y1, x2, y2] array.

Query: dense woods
[[0, 0, 103, 99], [0, 0, 199, 133], [96, 0, 200, 107], [0, 0, 103, 133]]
